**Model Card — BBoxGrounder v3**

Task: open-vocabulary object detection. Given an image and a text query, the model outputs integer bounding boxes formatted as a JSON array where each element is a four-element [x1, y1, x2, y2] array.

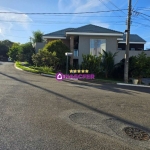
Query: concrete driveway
[[0, 62, 150, 150]]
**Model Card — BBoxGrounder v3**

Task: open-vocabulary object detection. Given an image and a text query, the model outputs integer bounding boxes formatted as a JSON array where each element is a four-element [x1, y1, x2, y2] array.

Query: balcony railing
[[74, 49, 79, 57]]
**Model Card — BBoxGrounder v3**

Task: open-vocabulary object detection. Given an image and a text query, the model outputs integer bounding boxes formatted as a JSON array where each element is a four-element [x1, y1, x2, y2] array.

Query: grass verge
[[15, 61, 56, 75], [15, 62, 123, 84]]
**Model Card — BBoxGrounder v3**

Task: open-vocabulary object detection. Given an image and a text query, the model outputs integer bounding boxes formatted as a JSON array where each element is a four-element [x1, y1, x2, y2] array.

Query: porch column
[[70, 36, 74, 66]]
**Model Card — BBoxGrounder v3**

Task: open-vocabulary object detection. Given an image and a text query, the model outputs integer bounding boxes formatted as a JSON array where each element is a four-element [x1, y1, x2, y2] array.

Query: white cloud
[[0, 7, 32, 40], [58, 0, 108, 12], [58, 0, 110, 22]]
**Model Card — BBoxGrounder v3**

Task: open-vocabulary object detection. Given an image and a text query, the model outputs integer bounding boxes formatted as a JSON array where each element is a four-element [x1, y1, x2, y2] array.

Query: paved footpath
[[0, 62, 150, 150]]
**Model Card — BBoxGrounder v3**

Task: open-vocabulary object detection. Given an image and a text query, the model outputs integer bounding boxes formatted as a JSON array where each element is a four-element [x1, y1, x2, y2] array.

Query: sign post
[[65, 52, 73, 75]]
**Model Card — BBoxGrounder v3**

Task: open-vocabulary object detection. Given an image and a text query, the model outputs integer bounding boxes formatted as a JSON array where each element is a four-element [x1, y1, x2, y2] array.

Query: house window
[[118, 48, 122, 50], [90, 39, 106, 56], [131, 48, 135, 51]]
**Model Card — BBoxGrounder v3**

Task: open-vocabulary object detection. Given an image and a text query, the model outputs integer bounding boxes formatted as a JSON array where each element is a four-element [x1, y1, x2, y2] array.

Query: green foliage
[[18, 42, 35, 64], [16, 61, 55, 75], [0, 40, 13, 48], [0, 40, 13, 60], [145, 57, 150, 77], [32, 30, 43, 43], [100, 50, 118, 78], [132, 52, 147, 77], [7, 42, 34, 63], [16, 61, 40, 73], [43, 40, 70, 69], [113, 52, 150, 82], [32, 49, 59, 69], [0, 43, 9, 58], [81, 54, 101, 76], [7, 43, 22, 61], [130, 52, 149, 83], [112, 59, 124, 79], [113, 56, 142, 79], [30, 66, 55, 74]]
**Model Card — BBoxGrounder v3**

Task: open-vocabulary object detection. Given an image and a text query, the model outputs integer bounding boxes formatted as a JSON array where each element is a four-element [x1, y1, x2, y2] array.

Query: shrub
[[32, 49, 59, 69], [100, 50, 118, 78], [43, 40, 70, 70], [81, 54, 101, 76]]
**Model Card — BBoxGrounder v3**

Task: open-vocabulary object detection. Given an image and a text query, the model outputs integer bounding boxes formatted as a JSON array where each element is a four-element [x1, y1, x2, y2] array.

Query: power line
[[30, 15, 127, 18], [107, 0, 126, 15], [133, 21, 150, 27], [140, 15, 150, 21], [28, 14, 128, 18], [132, 0, 138, 10], [132, 10, 150, 17], [99, 0, 123, 17], [136, 7, 150, 11], [0, 9, 128, 15], [99, 0, 111, 11], [0, 19, 126, 23]]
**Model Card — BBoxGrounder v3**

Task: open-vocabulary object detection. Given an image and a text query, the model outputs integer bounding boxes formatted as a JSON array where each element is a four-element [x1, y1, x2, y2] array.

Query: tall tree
[[1, 40, 13, 48], [0, 40, 14, 59], [0, 43, 9, 58], [32, 30, 43, 43], [7, 43, 21, 61], [18, 42, 35, 64]]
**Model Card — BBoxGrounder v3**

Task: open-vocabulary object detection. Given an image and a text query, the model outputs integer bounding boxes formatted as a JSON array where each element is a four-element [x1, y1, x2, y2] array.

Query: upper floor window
[[90, 39, 106, 56]]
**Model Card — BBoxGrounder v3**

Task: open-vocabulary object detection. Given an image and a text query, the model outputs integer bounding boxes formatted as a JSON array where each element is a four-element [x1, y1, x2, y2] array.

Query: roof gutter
[[118, 41, 146, 44], [66, 32, 123, 36], [43, 36, 66, 39]]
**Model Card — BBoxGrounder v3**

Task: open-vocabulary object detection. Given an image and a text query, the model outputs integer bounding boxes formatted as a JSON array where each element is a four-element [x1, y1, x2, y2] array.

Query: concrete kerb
[[41, 73, 79, 81], [117, 83, 150, 88], [41, 73, 55, 78], [14, 63, 23, 71]]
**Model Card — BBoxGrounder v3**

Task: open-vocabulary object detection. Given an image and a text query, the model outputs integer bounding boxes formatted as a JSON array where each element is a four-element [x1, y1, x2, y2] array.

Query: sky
[[0, 0, 150, 49]]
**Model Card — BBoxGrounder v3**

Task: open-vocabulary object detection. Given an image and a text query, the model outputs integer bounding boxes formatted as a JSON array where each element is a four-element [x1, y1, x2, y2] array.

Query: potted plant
[[131, 70, 139, 84]]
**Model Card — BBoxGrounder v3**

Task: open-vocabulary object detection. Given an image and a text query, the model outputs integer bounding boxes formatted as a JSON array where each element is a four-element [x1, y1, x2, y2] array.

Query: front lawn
[[15, 61, 56, 75]]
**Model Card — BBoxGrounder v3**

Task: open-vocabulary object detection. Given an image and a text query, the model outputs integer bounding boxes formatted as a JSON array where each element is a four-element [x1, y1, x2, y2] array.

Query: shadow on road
[[0, 71, 150, 133], [62, 79, 150, 94]]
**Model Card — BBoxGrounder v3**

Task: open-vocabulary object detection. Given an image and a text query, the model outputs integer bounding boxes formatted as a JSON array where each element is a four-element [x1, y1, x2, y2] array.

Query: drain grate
[[124, 127, 150, 141]]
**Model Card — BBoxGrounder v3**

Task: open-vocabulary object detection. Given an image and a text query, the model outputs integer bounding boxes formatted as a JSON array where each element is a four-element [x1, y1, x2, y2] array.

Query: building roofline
[[66, 32, 123, 36], [43, 36, 66, 39], [118, 41, 146, 44]]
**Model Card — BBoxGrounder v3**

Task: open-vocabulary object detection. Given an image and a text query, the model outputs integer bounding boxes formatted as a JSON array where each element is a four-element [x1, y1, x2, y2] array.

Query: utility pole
[[124, 0, 132, 83]]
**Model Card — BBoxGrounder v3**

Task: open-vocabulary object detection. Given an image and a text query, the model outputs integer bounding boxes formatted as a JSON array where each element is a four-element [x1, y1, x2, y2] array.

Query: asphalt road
[[0, 62, 150, 150]]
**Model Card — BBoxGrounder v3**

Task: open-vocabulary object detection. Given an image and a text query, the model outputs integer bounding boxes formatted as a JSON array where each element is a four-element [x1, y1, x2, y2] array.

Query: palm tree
[[101, 50, 118, 78]]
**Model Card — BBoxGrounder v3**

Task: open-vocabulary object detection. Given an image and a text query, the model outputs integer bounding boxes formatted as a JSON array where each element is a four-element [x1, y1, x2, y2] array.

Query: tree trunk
[[138, 76, 142, 84], [105, 72, 108, 78]]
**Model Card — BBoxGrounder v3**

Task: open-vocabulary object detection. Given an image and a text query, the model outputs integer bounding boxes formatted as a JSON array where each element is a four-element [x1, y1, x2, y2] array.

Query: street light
[[65, 52, 73, 75]]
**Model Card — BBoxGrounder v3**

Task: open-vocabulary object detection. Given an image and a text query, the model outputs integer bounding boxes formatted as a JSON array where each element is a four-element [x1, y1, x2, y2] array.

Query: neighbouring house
[[40, 24, 149, 67], [32, 42, 46, 53]]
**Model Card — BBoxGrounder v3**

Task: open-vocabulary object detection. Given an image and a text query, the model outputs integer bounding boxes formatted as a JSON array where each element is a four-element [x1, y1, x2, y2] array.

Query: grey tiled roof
[[43, 28, 74, 37], [122, 34, 146, 42], [43, 25, 146, 43], [66, 24, 123, 34]]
